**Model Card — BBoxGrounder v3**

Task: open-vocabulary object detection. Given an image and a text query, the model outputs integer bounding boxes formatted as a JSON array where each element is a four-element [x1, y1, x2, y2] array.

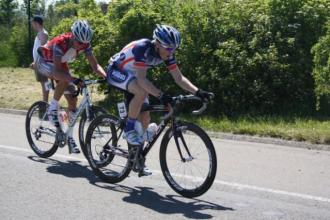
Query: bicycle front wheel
[[25, 101, 58, 158], [159, 121, 217, 198], [79, 105, 107, 157]]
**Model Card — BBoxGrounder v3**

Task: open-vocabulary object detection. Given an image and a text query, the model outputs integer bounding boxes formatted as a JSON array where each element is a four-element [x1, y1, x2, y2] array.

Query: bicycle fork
[[173, 126, 193, 162]]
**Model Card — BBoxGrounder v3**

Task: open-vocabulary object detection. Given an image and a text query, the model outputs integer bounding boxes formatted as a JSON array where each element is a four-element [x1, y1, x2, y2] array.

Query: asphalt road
[[0, 112, 329, 220]]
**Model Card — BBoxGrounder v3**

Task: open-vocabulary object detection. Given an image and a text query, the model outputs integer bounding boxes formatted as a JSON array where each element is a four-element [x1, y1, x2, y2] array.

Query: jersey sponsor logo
[[110, 70, 128, 83], [119, 53, 126, 61]]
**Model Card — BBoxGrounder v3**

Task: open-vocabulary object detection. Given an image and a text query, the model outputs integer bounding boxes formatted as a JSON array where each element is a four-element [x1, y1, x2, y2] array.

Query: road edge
[[0, 108, 27, 116], [1, 107, 329, 151]]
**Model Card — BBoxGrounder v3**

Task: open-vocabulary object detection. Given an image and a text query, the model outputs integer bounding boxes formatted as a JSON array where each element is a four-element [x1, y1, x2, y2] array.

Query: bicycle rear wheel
[[25, 101, 58, 158], [85, 114, 132, 183], [159, 121, 217, 198]]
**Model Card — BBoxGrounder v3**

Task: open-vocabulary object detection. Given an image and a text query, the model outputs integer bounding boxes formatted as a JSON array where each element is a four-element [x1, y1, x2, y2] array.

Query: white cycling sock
[[49, 99, 59, 111], [68, 110, 77, 125], [67, 127, 74, 138]]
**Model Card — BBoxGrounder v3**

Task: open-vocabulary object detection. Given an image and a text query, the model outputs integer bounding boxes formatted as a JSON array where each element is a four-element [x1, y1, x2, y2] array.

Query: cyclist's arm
[[135, 69, 162, 97], [169, 67, 198, 94], [85, 53, 107, 79]]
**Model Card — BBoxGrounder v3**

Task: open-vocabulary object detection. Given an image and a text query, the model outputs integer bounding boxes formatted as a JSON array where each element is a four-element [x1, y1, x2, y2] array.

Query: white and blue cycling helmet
[[71, 20, 93, 43], [153, 24, 181, 49]]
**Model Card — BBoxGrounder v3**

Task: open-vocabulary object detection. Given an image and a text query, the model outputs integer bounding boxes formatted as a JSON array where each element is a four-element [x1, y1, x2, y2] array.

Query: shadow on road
[[121, 187, 234, 219], [28, 155, 234, 219]]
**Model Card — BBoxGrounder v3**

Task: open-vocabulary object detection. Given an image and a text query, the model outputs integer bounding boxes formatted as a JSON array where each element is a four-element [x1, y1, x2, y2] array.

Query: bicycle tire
[[159, 121, 217, 198], [25, 101, 58, 158], [79, 105, 108, 158], [85, 114, 132, 183]]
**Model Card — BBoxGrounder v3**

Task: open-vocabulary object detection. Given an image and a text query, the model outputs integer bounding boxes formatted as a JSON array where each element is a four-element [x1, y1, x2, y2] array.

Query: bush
[[9, 24, 31, 67], [0, 27, 17, 67], [27, 0, 330, 116], [312, 21, 330, 110]]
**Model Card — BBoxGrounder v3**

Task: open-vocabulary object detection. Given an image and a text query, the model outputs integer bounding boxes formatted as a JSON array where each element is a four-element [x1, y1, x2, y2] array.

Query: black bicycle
[[83, 93, 217, 198], [25, 79, 107, 158]]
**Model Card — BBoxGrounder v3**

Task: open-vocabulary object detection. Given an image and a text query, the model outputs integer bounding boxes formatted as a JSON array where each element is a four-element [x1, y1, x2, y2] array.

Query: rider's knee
[[134, 89, 148, 101]]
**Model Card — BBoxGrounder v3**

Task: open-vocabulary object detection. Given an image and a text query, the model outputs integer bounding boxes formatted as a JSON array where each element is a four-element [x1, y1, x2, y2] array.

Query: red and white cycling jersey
[[39, 32, 92, 70]]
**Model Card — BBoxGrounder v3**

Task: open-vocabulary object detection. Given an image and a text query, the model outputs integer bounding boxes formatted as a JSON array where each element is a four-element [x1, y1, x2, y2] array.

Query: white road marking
[[1, 143, 330, 203]]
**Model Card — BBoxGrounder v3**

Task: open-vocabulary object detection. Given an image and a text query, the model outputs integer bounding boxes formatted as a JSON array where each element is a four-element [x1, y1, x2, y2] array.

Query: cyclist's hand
[[158, 93, 173, 106], [30, 62, 35, 70], [195, 89, 214, 102]]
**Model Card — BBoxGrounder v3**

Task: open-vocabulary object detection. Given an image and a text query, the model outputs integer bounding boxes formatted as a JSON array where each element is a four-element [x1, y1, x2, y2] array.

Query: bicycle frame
[[38, 79, 102, 137], [128, 95, 209, 159], [97, 93, 211, 166], [112, 105, 176, 158], [64, 86, 93, 131]]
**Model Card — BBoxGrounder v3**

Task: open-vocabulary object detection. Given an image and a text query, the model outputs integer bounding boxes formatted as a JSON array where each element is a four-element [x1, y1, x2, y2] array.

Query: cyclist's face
[[72, 39, 86, 50], [156, 42, 175, 60], [31, 21, 39, 31]]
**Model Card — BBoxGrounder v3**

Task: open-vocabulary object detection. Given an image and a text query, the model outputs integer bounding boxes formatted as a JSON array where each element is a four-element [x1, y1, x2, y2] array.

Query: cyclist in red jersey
[[36, 20, 107, 153]]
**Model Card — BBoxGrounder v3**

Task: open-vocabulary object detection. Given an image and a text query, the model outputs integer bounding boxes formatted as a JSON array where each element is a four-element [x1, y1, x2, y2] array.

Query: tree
[[0, 0, 18, 29], [312, 21, 330, 110]]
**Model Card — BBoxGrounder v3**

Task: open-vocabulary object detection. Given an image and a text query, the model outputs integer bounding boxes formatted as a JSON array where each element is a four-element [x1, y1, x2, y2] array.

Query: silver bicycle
[[25, 79, 107, 158]]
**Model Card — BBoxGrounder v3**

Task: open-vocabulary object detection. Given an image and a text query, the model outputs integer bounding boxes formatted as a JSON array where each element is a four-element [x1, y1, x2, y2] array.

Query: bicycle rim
[[160, 122, 217, 197]]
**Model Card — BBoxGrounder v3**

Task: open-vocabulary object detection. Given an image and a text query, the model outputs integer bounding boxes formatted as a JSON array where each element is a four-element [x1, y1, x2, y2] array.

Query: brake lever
[[192, 102, 208, 115], [161, 105, 174, 121], [209, 92, 215, 99]]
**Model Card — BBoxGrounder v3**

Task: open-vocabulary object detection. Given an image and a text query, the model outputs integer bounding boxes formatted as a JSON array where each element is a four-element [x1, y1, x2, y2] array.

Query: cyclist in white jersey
[[107, 25, 213, 148]]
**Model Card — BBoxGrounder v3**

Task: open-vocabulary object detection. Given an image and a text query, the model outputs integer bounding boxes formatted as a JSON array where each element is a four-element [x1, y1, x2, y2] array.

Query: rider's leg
[[48, 69, 72, 117], [126, 80, 147, 130], [47, 80, 69, 127], [64, 84, 78, 112], [107, 68, 146, 145], [138, 111, 151, 130], [127, 80, 147, 121], [40, 82, 49, 102], [123, 80, 148, 145], [51, 69, 72, 107], [63, 86, 80, 154], [50, 80, 69, 108]]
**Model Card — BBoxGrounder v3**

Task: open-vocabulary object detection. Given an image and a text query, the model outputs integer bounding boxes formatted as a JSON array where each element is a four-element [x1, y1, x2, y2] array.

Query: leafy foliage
[[312, 21, 330, 109], [1, 0, 329, 115]]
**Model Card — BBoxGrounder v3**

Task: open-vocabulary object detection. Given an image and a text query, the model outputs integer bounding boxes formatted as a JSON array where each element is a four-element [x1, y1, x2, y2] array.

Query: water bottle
[[58, 109, 69, 131], [144, 123, 158, 142], [59, 110, 68, 124]]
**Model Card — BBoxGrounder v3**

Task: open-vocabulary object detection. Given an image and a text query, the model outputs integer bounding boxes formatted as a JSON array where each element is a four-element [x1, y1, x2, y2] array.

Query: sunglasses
[[161, 44, 176, 53], [165, 47, 176, 53]]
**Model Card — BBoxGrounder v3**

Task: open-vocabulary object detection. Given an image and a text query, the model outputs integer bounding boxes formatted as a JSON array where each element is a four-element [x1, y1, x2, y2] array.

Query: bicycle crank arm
[[36, 127, 57, 137]]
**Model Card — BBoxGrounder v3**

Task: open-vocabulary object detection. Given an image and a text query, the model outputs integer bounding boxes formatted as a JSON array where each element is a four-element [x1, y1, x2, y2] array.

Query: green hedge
[[14, 0, 330, 115], [312, 21, 330, 110]]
